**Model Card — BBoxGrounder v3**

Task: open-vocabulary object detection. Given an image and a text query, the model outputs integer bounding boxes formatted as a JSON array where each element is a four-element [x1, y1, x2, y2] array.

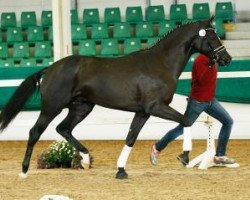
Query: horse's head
[[192, 16, 232, 66]]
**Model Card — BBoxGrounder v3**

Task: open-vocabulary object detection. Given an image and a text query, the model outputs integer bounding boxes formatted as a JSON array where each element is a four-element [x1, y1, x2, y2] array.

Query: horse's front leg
[[149, 103, 191, 127], [116, 112, 149, 179]]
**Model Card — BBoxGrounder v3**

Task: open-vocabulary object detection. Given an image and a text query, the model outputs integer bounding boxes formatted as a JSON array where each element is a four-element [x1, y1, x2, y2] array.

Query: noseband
[[212, 45, 226, 59]]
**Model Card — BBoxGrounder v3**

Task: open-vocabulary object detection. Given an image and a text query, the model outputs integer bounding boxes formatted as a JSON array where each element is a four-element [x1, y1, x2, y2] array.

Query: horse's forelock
[[199, 16, 215, 29], [197, 19, 212, 30]]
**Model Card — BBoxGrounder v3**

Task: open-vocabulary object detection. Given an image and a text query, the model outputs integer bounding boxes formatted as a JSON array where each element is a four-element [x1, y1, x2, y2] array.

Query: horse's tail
[[0, 67, 48, 131]]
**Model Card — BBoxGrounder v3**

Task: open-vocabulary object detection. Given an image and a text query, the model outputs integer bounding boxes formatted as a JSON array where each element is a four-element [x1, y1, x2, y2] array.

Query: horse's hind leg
[[116, 112, 149, 179], [150, 103, 191, 127], [20, 111, 58, 178], [56, 100, 95, 169]]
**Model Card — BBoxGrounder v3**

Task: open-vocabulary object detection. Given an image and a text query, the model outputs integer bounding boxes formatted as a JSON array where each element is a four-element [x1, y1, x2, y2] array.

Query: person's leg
[[175, 99, 210, 165], [205, 99, 233, 156], [150, 99, 209, 165], [151, 124, 184, 165], [155, 124, 183, 151], [155, 99, 208, 151]]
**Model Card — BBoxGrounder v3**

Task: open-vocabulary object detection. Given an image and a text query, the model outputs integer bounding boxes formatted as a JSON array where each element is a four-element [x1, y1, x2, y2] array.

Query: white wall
[[234, 0, 250, 21]]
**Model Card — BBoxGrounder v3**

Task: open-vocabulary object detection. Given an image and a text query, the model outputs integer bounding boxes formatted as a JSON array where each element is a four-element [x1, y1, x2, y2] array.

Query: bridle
[[198, 28, 226, 63]]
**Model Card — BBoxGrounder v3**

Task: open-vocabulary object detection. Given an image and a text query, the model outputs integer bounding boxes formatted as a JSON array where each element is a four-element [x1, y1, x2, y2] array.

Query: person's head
[[192, 16, 232, 66]]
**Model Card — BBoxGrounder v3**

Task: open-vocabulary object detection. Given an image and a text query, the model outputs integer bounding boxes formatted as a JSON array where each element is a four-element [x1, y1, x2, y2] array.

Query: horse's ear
[[209, 15, 215, 23]]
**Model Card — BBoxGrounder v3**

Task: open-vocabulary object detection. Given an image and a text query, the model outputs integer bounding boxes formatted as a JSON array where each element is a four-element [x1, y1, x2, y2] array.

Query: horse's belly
[[79, 81, 141, 112]]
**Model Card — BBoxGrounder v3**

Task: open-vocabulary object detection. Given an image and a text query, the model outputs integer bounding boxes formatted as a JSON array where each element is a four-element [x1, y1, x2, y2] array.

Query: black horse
[[0, 17, 231, 179]]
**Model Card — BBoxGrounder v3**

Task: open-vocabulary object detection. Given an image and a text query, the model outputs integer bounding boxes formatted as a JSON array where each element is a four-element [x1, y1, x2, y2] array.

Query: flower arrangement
[[37, 140, 83, 169]]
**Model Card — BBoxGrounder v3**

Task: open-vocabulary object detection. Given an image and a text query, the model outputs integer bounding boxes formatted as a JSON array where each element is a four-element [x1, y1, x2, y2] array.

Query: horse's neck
[[156, 41, 193, 80], [156, 28, 196, 79]]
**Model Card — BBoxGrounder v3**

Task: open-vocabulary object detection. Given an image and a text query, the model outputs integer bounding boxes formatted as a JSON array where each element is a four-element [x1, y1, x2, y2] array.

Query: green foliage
[[37, 140, 83, 169]]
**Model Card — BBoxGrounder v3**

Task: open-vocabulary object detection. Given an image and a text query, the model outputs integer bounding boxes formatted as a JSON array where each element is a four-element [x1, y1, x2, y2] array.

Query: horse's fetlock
[[22, 163, 29, 174], [56, 125, 63, 133]]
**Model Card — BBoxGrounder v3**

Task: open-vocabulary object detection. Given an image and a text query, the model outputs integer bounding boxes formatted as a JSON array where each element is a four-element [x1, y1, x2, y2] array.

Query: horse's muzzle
[[216, 51, 232, 66]]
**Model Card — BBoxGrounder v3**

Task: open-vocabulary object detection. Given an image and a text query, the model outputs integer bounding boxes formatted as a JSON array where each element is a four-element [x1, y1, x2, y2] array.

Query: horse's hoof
[[81, 161, 90, 170], [80, 152, 91, 169], [115, 168, 128, 179], [19, 172, 28, 179]]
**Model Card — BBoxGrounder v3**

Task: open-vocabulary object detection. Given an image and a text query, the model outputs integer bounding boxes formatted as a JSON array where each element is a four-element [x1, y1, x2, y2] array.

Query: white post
[[186, 115, 216, 169], [198, 116, 216, 169], [61, 0, 72, 57], [52, 0, 72, 62]]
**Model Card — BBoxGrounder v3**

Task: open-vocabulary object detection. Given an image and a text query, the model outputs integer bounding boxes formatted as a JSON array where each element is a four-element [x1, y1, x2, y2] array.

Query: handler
[[150, 54, 236, 167]]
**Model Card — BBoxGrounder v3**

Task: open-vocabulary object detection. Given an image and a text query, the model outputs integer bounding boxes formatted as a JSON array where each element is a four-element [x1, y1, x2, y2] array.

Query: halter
[[198, 28, 226, 62]]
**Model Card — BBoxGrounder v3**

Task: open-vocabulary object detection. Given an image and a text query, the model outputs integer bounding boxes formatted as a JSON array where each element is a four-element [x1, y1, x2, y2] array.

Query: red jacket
[[190, 54, 217, 102]]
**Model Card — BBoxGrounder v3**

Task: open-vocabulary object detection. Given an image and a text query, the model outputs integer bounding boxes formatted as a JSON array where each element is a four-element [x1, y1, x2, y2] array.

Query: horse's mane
[[145, 20, 203, 50]]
